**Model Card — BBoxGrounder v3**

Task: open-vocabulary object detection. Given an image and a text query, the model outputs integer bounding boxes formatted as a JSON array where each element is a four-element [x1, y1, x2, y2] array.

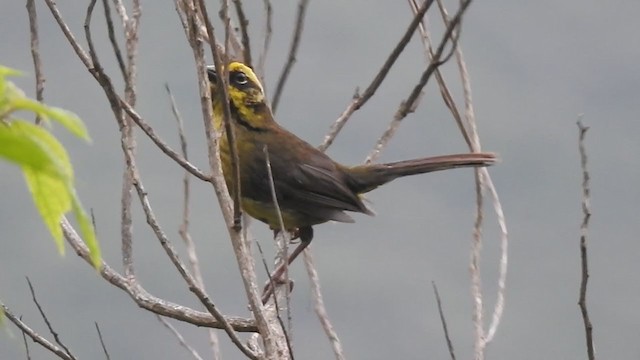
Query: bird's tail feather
[[348, 152, 498, 193]]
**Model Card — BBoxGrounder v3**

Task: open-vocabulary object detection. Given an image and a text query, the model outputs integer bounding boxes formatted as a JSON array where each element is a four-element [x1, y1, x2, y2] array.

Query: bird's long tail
[[347, 152, 498, 193]]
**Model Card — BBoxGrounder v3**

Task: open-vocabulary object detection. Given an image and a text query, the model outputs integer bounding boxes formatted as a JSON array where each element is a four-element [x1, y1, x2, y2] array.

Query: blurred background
[[2, 1, 639, 359]]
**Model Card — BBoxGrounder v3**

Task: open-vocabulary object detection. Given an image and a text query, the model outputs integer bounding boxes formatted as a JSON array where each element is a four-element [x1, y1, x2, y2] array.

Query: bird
[[207, 62, 497, 302]]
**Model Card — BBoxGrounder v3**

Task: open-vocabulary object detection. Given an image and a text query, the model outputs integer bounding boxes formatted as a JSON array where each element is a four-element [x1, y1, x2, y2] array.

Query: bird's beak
[[206, 66, 217, 83]]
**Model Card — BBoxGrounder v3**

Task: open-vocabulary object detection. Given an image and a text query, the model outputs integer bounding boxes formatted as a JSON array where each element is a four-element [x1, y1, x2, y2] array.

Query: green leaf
[[0, 65, 101, 268], [43, 107, 91, 142], [23, 167, 72, 254], [0, 66, 22, 78], [0, 120, 71, 181], [10, 98, 90, 142]]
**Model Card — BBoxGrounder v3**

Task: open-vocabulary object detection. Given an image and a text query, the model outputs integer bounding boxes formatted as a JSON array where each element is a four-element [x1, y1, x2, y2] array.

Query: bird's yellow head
[[207, 62, 271, 131]]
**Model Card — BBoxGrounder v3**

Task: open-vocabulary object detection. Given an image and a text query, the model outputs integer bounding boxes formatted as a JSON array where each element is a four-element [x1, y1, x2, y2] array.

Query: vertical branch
[[445, 0, 509, 346], [432, 282, 456, 360], [303, 249, 345, 360], [107, 0, 141, 281], [262, 145, 296, 357], [271, 0, 309, 114], [232, 0, 252, 66], [198, 0, 243, 229], [577, 118, 595, 360], [257, 0, 273, 79], [26, 0, 45, 125], [166, 84, 222, 360], [181, 0, 283, 355]]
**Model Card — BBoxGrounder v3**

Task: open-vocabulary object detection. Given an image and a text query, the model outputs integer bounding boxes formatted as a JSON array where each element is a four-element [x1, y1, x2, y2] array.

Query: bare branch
[[366, 0, 471, 163], [262, 145, 290, 299], [26, 278, 76, 359], [432, 282, 456, 360], [577, 117, 595, 360], [94, 322, 111, 360], [184, 1, 281, 354], [117, 99, 211, 182], [157, 316, 205, 360], [46, 0, 210, 183], [0, 303, 73, 360], [124, 131, 257, 359], [319, 0, 435, 152], [257, 0, 273, 79], [232, 0, 252, 67], [198, 0, 244, 229], [470, 170, 485, 360], [101, 0, 126, 80], [61, 217, 258, 332], [166, 83, 222, 359], [443, 0, 508, 347], [409, 0, 472, 148], [262, 145, 295, 357], [255, 241, 296, 360], [408, 0, 508, 352], [26, 0, 45, 125], [21, 316, 32, 360], [303, 249, 345, 360], [44, 0, 94, 68], [84, 0, 137, 281], [271, 0, 310, 113]]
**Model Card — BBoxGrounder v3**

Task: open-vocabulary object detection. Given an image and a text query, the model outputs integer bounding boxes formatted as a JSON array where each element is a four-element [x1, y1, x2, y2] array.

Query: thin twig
[[94, 322, 111, 360], [577, 117, 595, 360], [101, 0, 126, 80], [303, 249, 345, 360], [177, 1, 276, 353], [470, 169, 485, 360], [21, 316, 32, 360], [45, 0, 210, 182], [26, 0, 45, 125], [157, 316, 205, 360], [271, 0, 309, 113], [62, 217, 258, 332], [117, 99, 211, 181], [189, 1, 287, 354], [263, 144, 290, 301], [0, 303, 73, 360], [166, 83, 222, 360], [255, 241, 296, 360], [319, 0, 435, 152], [46, 0, 258, 335], [446, 0, 508, 347], [25, 278, 76, 359], [432, 282, 456, 360], [124, 128, 257, 359], [257, 0, 273, 79], [263, 145, 295, 358], [232, 0, 252, 66], [366, 0, 470, 163], [198, 0, 244, 229], [409, 0, 472, 148], [410, 0, 508, 352]]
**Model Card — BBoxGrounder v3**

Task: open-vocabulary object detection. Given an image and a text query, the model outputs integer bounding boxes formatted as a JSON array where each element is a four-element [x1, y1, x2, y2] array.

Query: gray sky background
[[2, 1, 640, 359]]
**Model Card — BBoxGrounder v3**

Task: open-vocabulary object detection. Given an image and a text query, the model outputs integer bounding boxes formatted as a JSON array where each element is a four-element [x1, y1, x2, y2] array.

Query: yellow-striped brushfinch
[[207, 62, 497, 302]]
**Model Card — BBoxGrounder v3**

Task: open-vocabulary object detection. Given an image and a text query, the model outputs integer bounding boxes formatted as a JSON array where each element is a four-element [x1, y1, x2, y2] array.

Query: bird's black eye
[[233, 72, 248, 85]]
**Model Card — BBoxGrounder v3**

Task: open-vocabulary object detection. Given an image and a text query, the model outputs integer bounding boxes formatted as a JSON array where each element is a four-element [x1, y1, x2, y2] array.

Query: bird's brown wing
[[243, 129, 372, 225]]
